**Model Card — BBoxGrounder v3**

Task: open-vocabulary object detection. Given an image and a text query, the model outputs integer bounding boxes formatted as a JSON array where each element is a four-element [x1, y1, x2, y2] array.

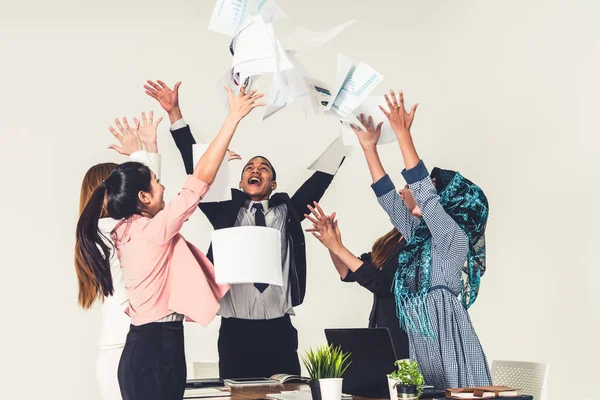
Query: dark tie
[[252, 203, 269, 293]]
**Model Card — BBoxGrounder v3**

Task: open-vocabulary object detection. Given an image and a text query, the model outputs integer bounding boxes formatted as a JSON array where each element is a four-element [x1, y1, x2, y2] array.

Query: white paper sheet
[[304, 77, 334, 115], [340, 96, 405, 146], [261, 52, 314, 120], [325, 54, 355, 111], [212, 226, 283, 286], [209, 0, 286, 37], [331, 61, 383, 117], [192, 144, 232, 203], [285, 52, 312, 97], [209, 0, 251, 37], [232, 16, 277, 66], [262, 72, 290, 120], [281, 19, 358, 51], [232, 15, 292, 81], [307, 135, 353, 174]]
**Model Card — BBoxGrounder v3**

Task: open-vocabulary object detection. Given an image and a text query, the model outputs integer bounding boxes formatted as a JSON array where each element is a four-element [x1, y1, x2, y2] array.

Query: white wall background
[[1, 0, 598, 399]]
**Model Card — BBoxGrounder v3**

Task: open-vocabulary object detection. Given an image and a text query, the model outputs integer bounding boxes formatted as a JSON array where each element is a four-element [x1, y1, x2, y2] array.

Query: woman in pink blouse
[[75, 86, 264, 400]]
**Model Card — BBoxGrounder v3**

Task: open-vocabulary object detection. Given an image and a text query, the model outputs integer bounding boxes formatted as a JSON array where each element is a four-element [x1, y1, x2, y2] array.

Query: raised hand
[[350, 114, 383, 150], [304, 202, 342, 251], [227, 149, 241, 161], [108, 117, 142, 155], [226, 85, 265, 123], [144, 80, 181, 113], [133, 111, 163, 153], [379, 90, 418, 136]]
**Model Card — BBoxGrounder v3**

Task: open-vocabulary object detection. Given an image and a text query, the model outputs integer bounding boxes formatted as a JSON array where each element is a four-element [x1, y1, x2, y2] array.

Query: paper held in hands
[[192, 144, 232, 203], [211, 226, 284, 286]]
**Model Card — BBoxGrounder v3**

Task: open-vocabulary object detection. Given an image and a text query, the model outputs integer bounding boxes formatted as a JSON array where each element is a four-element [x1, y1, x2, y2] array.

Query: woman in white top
[[75, 113, 162, 400]]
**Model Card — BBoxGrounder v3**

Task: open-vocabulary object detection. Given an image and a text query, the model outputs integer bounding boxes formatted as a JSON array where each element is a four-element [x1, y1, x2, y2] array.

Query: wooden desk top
[[229, 383, 307, 399], [228, 383, 382, 400]]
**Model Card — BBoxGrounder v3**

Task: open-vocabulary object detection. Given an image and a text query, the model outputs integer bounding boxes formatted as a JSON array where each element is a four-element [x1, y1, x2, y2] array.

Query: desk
[[229, 384, 378, 400], [225, 383, 532, 400]]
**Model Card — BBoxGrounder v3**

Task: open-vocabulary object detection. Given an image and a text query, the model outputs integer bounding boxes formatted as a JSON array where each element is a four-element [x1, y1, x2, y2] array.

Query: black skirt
[[118, 321, 186, 400], [218, 314, 301, 379]]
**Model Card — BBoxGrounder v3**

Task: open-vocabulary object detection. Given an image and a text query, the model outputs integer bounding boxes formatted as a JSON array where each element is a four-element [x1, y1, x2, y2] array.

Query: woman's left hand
[[304, 202, 342, 251], [134, 111, 163, 153]]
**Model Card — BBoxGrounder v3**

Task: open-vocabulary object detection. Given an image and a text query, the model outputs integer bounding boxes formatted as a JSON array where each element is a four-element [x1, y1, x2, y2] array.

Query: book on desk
[[445, 386, 532, 399]]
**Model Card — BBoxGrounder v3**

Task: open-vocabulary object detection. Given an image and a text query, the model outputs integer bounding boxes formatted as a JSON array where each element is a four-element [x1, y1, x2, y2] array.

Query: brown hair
[[75, 162, 118, 309], [371, 228, 403, 269]]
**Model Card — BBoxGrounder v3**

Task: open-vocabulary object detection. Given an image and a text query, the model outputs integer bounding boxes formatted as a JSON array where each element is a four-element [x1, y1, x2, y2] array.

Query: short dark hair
[[242, 156, 277, 181]]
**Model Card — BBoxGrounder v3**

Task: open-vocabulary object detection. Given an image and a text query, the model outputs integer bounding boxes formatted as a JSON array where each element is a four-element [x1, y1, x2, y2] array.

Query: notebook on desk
[[183, 387, 231, 399]]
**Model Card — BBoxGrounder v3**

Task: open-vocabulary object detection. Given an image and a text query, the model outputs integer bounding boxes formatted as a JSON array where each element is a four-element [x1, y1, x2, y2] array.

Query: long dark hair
[[75, 161, 151, 309], [75, 163, 118, 309], [371, 228, 403, 269]]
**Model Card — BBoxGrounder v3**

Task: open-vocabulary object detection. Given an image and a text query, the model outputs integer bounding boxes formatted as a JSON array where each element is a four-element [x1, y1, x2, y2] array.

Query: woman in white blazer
[[75, 113, 162, 399]]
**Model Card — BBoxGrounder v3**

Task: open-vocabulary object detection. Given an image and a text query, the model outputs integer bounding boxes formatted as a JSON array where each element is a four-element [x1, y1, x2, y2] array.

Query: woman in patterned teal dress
[[349, 90, 492, 389]]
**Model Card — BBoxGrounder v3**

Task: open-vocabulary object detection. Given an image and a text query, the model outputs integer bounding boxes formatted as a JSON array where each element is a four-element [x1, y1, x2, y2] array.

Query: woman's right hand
[[226, 85, 265, 123], [351, 114, 383, 150], [108, 117, 141, 155], [379, 90, 418, 136]]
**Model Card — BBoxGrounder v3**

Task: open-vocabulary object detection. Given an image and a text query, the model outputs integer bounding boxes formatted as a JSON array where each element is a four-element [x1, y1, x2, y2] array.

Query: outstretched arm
[[144, 85, 266, 242], [352, 114, 419, 240]]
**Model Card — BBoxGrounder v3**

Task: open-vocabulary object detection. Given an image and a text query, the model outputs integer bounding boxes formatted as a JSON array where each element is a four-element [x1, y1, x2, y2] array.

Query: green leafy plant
[[301, 344, 352, 380], [388, 359, 425, 397]]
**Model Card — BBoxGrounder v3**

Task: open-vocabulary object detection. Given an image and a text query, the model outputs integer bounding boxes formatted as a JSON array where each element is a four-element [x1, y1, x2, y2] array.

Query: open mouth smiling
[[248, 176, 262, 187]]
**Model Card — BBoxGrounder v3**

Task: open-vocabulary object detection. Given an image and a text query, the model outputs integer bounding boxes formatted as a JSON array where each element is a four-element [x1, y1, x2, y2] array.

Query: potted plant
[[301, 344, 352, 400], [387, 359, 424, 400]]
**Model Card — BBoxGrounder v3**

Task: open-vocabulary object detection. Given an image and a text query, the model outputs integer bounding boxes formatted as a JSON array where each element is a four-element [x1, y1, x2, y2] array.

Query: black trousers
[[218, 314, 301, 379], [118, 321, 187, 400]]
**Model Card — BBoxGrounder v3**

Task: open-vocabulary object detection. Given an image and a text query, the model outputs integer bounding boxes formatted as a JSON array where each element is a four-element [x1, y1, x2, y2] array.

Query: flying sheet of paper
[[281, 19, 358, 51], [324, 54, 355, 112], [331, 61, 384, 117], [340, 96, 408, 146], [192, 144, 232, 203], [307, 135, 353, 175], [285, 51, 312, 97], [266, 20, 293, 72], [232, 16, 277, 66], [257, 0, 286, 24], [304, 19, 358, 49], [232, 15, 292, 82], [212, 226, 283, 286], [262, 72, 290, 120], [209, 0, 286, 37], [305, 77, 334, 115], [261, 52, 313, 120]]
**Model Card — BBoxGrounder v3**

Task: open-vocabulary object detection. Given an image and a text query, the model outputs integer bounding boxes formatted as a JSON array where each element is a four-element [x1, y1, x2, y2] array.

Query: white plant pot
[[319, 378, 343, 400], [388, 377, 398, 400]]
